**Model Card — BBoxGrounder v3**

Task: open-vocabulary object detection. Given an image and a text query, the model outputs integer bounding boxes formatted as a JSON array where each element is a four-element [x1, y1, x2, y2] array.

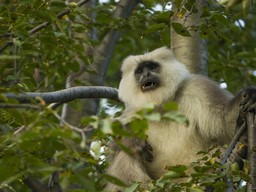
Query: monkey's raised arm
[[176, 75, 256, 143]]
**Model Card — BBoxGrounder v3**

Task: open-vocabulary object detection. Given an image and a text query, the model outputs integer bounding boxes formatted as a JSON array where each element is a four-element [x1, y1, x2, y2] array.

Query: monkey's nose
[[143, 70, 150, 77]]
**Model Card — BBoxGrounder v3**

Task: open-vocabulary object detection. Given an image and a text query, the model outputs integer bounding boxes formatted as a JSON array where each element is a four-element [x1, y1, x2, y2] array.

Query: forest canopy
[[0, 0, 256, 191]]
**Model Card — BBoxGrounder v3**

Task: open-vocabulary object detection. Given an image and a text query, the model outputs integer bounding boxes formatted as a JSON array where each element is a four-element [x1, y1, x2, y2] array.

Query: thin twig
[[13, 125, 26, 135], [0, 103, 41, 110], [52, 110, 84, 132], [0, 41, 12, 52], [52, 110, 92, 149], [0, 33, 13, 39], [29, 0, 90, 35]]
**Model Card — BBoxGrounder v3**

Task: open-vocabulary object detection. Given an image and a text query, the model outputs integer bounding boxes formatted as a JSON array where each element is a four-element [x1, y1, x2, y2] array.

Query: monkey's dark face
[[134, 61, 161, 92]]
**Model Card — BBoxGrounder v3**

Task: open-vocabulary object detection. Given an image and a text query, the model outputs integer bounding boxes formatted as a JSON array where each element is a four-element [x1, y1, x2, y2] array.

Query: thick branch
[[4, 86, 119, 104]]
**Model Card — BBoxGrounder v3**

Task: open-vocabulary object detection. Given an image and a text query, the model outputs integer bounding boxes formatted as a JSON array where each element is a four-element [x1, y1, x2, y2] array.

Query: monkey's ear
[[150, 47, 174, 61], [121, 55, 138, 74]]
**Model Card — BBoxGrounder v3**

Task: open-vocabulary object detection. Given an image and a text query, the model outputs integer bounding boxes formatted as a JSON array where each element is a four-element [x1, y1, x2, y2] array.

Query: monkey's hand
[[140, 142, 154, 162], [122, 138, 153, 162], [240, 87, 256, 115]]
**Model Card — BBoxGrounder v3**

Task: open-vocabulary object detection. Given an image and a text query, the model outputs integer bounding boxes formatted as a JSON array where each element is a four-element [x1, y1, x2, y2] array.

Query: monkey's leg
[[106, 150, 151, 191]]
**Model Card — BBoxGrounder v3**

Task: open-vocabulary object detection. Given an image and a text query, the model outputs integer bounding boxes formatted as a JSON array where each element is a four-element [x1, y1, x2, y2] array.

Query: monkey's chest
[[145, 121, 204, 179]]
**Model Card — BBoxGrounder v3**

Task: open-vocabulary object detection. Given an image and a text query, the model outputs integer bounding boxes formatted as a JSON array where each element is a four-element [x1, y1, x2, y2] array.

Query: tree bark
[[246, 112, 256, 191], [171, 0, 208, 75], [61, 0, 140, 126]]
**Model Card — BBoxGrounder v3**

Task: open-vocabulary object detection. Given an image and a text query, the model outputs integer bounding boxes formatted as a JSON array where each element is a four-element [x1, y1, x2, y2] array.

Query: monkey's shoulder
[[176, 74, 233, 103]]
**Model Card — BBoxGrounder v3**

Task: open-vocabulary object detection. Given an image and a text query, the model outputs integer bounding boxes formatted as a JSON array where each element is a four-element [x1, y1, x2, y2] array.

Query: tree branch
[[246, 112, 256, 191], [23, 177, 48, 192], [0, 103, 41, 110], [0, 0, 90, 52], [92, 0, 141, 85], [4, 86, 119, 104], [48, 172, 62, 192], [0, 41, 12, 53], [171, 0, 208, 75], [28, 0, 90, 35], [220, 122, 247, 165]]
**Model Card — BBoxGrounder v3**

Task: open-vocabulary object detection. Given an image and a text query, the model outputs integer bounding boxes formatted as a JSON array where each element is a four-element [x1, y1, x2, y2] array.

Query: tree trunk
[[61, 0, 140, 126], [246, 112, 256, 191], [61, 0, 99, 126], [171, 0, 208, 75]]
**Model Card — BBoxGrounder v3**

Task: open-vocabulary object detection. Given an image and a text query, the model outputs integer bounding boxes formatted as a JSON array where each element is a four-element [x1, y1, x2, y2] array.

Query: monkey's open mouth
[[141, 78, 160, 92]]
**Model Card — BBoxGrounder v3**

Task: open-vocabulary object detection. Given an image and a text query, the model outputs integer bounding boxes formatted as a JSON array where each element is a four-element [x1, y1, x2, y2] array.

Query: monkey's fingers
[[240, 87, 256, 113], [141, 150, 153, 162], [146, 142, 153, 151], [241, 98, 256, 113], [140, 143, 154, 162]]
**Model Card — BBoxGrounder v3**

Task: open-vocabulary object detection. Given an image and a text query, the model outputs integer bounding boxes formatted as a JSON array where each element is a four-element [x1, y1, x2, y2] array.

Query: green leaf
[[175, 0, 184, 9], [0, 152, 20, 181], [73, 24, 86, 33], [163, 111, 189, 125], [130, 119, 148, 139], [51, 0, 66, 9], [55, 19, 67, 36], [145, 112, 161, 121], [90, 141, 102, 159], [211, 13, 229, 26], [111, 120, 131, 136], [101, 118, 113, 134], [172, 22, 191, 37], [32, 10, 54, 22], [189, 186, 204, 192], [69, 61, 80, 72], [124, 183, 139, 192], [162, 165, 188, 179], [184, 0, 198, 13], [142, 0, 156, 8], [0, 55, 20, 60], [103, 174, 127, 187], [163, 101, 178, 111], [155, 11, 172, 23], [145, 23, 166, 34]]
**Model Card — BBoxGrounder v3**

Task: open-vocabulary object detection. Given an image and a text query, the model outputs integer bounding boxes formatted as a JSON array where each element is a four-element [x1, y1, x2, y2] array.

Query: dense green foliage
[[0, 0, 256, 191]]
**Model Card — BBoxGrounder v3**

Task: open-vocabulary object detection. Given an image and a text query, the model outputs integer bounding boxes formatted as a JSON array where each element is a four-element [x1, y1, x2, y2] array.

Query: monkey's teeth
[[141, 82, 155, 90]]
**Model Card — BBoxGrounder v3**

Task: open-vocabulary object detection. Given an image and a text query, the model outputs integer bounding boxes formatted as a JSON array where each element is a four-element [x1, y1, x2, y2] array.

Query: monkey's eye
[[135, 67, 143, 74], [147, 63, 158, 70]]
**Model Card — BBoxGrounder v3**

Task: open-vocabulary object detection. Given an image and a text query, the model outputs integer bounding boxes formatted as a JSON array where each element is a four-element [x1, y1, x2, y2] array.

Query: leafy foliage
[[0, 0, 256, 191]]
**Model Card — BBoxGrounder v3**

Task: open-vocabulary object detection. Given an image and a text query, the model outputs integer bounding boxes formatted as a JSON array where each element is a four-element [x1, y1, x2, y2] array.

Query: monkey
[[105, 47, 256, 191]]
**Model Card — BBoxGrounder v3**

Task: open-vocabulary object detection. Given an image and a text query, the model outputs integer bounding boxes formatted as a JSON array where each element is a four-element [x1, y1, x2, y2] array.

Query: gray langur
[[106, 47, 256, 191]]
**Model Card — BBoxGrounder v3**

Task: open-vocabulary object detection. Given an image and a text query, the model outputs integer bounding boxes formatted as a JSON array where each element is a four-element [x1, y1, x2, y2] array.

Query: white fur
[[119, 47, 190, 111], [107, 47, 238, 191]]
